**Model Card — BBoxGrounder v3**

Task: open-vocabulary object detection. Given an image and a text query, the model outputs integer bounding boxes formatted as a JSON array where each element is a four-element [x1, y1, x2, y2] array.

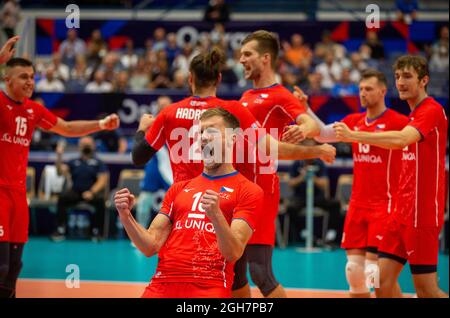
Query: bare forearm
[[209, 213, 244, 262], [53, 120, 102, 137], [119, 213, 158, 257], [278, 143, 325, 160], [350, 131, 408, 149]]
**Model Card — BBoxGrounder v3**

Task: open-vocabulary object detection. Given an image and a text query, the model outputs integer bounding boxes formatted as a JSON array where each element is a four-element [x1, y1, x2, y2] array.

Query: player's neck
[[407, 91, 428, 111], [4, 88, 26, 104], [192, 87, 217, 98], [203, 164, 235, 177], [366, 103, 387, 119], [253, 69, 277, 89]]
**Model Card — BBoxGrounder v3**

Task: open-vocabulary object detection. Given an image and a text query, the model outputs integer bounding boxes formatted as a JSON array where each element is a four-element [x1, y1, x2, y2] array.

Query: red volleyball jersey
[[342, 108, 409, 216], [0, 91, 57, 190], [153, 171, 264, 288], [394, 97, 448, 228]]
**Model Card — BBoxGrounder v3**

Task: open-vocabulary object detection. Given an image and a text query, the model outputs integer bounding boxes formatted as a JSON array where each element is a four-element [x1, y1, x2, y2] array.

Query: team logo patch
[[260, 94, 269, 98], [376, 124, 385, 130]]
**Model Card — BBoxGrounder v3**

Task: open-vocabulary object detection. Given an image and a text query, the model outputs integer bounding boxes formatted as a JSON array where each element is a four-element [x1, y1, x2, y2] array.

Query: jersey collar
[[201, 170, 238, 180], [1, 90, 24, 105]]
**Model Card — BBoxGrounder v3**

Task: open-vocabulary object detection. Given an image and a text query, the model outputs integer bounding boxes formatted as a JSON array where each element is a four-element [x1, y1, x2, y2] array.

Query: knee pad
[[364, 259, 380, 289], [248, 260, 278, 297], [345, 255, 369, 294]]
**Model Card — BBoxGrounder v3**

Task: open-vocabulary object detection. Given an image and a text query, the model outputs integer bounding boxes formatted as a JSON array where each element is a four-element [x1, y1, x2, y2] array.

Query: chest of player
[[0, 105, 37, 145], [171, 187, 238, 233], [351, 121, 392, 163]]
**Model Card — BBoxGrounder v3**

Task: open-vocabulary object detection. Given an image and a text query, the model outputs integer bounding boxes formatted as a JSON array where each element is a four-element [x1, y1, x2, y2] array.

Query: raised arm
[[0, 36, 19, 64], [114, 188, 172, 257], [333, 122, 421, 149], [201, 190, 253, 262], [50, 114, 120, 137]]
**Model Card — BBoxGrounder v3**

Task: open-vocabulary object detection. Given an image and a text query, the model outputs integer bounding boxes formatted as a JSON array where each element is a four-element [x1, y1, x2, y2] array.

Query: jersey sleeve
[[159, 181, 186, 221], [341, 113, 360, 128], [281, 92, 307, 123], [145, 110, 166, 150], [226, 101, 260, 130], [408, 104, 443, 140], [34, 102, 58, 130], [232, 182, 264, 232]]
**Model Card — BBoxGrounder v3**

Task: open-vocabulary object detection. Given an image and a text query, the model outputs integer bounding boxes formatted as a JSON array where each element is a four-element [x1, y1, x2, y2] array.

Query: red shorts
[[378, 218, 442, 266], [340, 204, 388, 251], [0, 187, 29, 243], [247, 185, 279, 246], [141, 281, 231, 298]]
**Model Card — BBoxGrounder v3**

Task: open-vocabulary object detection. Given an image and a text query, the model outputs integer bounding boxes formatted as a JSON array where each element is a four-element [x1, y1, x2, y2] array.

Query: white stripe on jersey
[[415, 142, 418, 228], [262, 105, 296, 128], [435, 128, 439, 227], [150, 127, 164, 148], [386, 149, 392, 214]]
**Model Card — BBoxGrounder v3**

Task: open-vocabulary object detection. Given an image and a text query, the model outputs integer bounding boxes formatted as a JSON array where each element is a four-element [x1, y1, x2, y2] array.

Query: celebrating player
[[333, 55, 448, 298], [232, 30, 322, 298], [0, 54, 119, 298], [115, 108, 264, 298], [293, 69, 409, 297]]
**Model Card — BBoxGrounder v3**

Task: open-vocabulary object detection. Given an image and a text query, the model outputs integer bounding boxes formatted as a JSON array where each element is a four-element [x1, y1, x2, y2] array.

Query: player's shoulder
[[235, 173, 264, 195], [413, 97, 447, 119], [385, 108, 409, 122], [343, 112, 365, 123], [169, 179, 193, 193]]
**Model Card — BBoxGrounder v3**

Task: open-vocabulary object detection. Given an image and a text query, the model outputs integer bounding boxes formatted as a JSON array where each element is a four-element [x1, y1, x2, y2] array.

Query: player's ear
[[420, 75, 430, 89]]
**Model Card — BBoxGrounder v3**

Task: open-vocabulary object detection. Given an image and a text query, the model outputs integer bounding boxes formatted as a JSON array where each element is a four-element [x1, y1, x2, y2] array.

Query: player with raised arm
[[115, 108, 264, 298], [0, 51, 119, 298]]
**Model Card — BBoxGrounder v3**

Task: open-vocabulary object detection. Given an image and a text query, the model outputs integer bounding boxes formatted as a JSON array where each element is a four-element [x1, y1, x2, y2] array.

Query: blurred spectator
[[173, 43, 195, 77], [148, 58, 171, 89], [51, 137, 108, 242], [120, 39, 138, 70], [86, 29, 107, 67], [112, 71, 130, 93], [98, 52, 122, 82], [283, 33, 313, 68], [358, 44, 378, 68], [59, 29, 87, 67], [85, 70, 112, 93], [164, 32, 180, 67], [286, 155, 342, 247], [152, 27, 167, 52], [315, 51, 342, 90], [429, 45, 449, 72], [348, 52, 367, 83], [203, 0, 230, 24], [303, 72, 328, 96], [1, 0, 20, 38], [431, 25, 449, 57], [364, 31, 385, 60], [227, 48, 246, 87], [396, 0, 418, 24], [50, 52, 70, 82], [210, 23, 227, 47], [129, 57, 150, 91], [36, 67, 65, 92], [331, 68, 359, 97], [281, 71, 298, 91], [67, 55, 90, 92], [170, 69, 188, 90], [314, 30, 346, 62]]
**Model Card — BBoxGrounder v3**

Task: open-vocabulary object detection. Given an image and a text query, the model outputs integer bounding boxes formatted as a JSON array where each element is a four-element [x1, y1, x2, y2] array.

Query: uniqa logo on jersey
[[175, 218, 216, 233]]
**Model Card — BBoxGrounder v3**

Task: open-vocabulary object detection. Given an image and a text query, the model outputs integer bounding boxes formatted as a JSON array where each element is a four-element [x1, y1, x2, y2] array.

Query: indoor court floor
[[16, 238, 449, 298]]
